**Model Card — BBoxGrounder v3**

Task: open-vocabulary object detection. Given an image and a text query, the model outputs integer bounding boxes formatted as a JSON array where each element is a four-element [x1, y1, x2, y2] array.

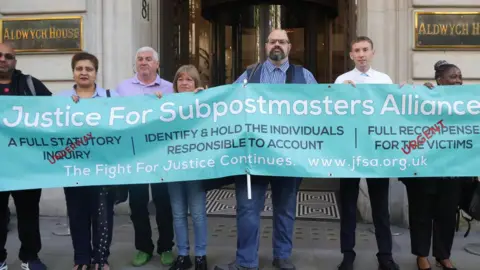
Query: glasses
[[0, 52, 15, 60], [267, 39, 290, 45]]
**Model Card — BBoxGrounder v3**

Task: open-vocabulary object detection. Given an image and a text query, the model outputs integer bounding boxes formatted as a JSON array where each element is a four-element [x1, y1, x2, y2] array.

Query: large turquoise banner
[[1, 84, 479, 191]]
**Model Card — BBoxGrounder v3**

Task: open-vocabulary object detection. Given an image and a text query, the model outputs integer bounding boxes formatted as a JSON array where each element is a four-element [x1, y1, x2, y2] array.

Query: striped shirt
[[234, 60, 317, 84]]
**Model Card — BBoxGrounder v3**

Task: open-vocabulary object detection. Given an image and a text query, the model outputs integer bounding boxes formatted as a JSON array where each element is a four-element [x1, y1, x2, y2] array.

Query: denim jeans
[[234, 175, 301, 268], [168, 181, 207, 256]]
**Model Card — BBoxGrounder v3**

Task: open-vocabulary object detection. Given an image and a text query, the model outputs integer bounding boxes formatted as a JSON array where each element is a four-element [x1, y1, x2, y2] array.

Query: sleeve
[[114, 82, 125, 96], [108, 89, 121, 97], [234, 71, 248, 84], [302, 69, 318, 84], [334, 75, 344, 84], [32, 77, 52, 96], [386, 75, 394, 84]]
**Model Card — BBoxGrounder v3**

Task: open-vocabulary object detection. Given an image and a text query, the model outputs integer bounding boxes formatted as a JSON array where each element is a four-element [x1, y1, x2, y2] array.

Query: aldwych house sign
[[414, 12, 480, 49], [0, 16, 83, 53]]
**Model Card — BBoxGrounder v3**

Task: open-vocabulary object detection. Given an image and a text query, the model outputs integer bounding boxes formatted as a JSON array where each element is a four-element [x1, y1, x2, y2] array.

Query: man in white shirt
[[334, 36, 399, 270]]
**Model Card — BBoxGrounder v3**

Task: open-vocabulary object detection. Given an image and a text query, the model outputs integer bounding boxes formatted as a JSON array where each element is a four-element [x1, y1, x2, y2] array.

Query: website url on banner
[[308, 156, 427, 171]]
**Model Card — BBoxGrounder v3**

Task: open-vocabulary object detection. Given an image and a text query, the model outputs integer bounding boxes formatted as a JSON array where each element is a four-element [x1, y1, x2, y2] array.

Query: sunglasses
[[0, 52, 15, 60]]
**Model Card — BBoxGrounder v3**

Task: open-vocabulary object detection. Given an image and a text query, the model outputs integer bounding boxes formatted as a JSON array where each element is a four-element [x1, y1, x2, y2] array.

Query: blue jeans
[[235, 175, 301, 268], [168, 181, 207, 256]]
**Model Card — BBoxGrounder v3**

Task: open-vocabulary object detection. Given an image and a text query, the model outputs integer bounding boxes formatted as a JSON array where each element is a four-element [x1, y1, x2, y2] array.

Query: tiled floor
[[6, 216, 480, 269], [205, 189, 340, 220]]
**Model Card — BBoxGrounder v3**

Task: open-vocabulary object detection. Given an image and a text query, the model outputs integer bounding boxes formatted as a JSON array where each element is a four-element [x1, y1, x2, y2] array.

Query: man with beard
[[0, 42, 51, 270], [215, 29, 316, 270], [334, 36, 399, 270]]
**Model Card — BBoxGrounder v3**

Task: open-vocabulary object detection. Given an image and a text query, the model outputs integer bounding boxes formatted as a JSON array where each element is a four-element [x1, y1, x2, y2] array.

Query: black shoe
[[338, 259, 354, 270], [378, 259, 400, 270], [195, 256, 207, 270], [169, 256, 193, 270], [416, 257, 431, 270], [435, 259, 457, 270], [272, 258, 296, 270]]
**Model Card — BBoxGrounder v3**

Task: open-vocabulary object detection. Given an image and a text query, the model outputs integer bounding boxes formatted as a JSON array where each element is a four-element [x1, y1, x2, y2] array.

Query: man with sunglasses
[[0, 42, 51, 270], [215, 29, 317, 270]]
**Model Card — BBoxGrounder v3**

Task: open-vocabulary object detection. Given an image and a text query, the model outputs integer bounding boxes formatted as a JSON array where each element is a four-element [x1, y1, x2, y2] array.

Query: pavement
[[3, 216, 480, 270]]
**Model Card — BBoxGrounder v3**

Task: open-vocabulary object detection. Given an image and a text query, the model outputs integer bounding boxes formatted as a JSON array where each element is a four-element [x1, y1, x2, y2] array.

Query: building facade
[[1, 0, 479, 225]]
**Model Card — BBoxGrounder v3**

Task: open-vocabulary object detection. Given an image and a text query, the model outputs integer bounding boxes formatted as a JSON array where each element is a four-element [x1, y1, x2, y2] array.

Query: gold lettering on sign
[[2, 27, 80, 40], [473, 23, 480, 35], [439, 24, 448, 35], [0, 17, 83, 52], [419, 23, 426, 35], [48, 26, 80, 39], [3, 28, 10, 40], [455, 24, 469, 35], [419, 23, 472, 36]]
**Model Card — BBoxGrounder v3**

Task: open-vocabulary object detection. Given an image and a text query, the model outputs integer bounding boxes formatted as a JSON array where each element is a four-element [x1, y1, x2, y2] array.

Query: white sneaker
[[0, 261, 7, 270]]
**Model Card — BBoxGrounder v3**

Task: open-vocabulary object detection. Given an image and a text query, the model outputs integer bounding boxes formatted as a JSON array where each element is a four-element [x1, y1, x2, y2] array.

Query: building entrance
[[158, 0, 357, 192]]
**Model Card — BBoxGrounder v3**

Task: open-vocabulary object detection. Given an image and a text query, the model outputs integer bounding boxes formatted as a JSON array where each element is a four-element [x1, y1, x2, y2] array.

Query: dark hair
[[434, 60, 459, 80], [351, 36, 374, 50], [71, 52, 99, 72]]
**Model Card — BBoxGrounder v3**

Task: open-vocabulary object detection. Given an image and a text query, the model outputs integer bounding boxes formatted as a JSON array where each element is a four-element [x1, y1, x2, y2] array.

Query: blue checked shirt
[[234, 60, 317, 84]]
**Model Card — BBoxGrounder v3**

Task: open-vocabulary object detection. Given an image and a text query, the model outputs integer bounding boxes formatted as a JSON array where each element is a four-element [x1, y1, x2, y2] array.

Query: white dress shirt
[[334, 67, 393, 84]]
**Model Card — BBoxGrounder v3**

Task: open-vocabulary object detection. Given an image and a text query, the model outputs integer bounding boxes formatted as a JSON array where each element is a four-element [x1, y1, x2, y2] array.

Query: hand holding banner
[[0, 84, 479, 191]]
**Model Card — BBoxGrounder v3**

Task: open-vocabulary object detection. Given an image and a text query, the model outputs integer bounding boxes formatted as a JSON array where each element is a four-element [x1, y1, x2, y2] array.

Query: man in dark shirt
[[0, 43, 51, 97], [0, 42, 51, 270]]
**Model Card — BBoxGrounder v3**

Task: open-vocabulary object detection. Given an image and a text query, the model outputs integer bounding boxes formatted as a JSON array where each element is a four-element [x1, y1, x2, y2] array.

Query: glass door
[[159, 0, 357, 191]]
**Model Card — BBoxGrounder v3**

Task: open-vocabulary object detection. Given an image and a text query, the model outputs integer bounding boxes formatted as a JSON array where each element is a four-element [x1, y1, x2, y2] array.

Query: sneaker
[[132, 251, 152, 267], [0, 261, 7, 270], [272, 258, 296, 270], [21, 259, 46, 270], [160, 251, 175, 266]]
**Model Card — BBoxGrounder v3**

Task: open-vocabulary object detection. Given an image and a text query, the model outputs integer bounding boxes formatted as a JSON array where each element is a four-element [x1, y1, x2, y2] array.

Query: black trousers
[[64, 186, 114, 265], [129, 183, 174, 254], [340, 178, 392, 262], [404, 178, 461, 259], [0, 189, 42, 262]]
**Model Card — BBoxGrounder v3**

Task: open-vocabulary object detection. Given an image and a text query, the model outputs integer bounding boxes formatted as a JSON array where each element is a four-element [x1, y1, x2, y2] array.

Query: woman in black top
[[403, 60, 462, 270]]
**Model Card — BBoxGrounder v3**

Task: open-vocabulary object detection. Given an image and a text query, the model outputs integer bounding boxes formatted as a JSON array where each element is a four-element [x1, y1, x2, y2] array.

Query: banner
[[1, 84, 479, 191]]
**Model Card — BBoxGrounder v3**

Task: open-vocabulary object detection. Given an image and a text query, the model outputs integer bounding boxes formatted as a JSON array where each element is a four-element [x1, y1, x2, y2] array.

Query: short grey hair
[[135, 46, 159, 62]]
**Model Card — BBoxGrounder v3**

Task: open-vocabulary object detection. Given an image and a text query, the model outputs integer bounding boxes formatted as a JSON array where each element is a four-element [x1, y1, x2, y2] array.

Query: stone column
[[356, 0, 410, 227], [85, 0, 104, 87], [101, 0, 135, 89]]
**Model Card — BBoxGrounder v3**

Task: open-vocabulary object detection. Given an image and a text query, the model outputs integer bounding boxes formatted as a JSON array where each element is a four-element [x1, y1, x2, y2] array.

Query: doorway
[[202, 1, 337, 85], [158, 0, 356, 192]]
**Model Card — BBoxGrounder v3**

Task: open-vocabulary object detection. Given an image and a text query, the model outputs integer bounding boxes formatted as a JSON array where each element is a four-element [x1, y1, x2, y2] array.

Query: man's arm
[[386, 75, 394, 84], [234, 71, 248, 84], [32, 77, 52, 96], [333, 75, 344, 84], [302, 69, 318, 84]]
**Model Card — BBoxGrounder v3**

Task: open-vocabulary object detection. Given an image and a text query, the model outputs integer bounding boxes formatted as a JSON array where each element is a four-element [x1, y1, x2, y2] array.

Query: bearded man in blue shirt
[[215, 29, 317, 270]]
